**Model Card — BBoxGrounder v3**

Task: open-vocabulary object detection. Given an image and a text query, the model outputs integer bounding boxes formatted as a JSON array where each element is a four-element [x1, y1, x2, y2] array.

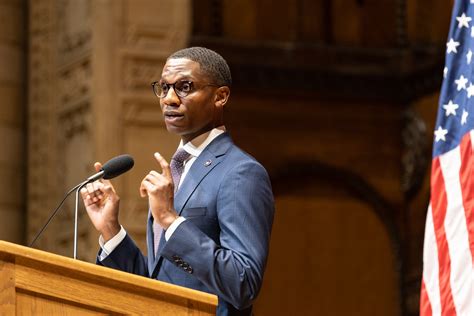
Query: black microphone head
[[101, 154, 134, 179]]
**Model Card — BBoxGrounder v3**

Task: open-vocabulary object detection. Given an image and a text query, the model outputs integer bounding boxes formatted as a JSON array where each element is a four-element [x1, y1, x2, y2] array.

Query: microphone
[[29, 154, 135, 256], [86, 154, 134, 183]]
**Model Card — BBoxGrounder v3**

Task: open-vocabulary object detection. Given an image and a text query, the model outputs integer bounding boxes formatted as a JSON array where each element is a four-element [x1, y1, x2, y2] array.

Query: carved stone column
[[28, 0, 190, 261], [0, 0, 26, 243]]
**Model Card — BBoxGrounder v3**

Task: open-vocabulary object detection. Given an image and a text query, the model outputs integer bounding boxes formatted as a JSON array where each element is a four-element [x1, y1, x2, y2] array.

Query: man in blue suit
[[81, 47, 275, 315]]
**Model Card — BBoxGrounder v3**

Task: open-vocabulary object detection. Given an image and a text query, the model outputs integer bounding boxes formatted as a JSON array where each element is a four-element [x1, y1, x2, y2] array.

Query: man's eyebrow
[[159, 76, 194, 83]]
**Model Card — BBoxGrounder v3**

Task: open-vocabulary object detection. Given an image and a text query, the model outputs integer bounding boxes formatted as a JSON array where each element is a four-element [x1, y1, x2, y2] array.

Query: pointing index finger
[[154, 152, 171, 179]]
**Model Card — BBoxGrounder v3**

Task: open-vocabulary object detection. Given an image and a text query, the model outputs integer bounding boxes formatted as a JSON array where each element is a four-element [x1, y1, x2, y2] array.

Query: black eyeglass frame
[[151, 80, 220, 99]]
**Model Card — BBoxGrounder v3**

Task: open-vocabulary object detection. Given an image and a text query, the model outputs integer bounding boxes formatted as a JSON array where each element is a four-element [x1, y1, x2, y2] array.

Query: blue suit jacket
[[99, 133, 275, 315]]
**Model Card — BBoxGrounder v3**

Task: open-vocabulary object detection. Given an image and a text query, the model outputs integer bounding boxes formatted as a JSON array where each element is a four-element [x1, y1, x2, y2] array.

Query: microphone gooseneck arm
[[29, 154, 134, 258], [74, 181, 89, 259], [29, 180, 88, 248]]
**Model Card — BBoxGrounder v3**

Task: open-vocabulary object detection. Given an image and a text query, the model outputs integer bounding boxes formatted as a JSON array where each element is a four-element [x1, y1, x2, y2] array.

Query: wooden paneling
[[227, 94, 404, 205], [0, 260, 16, 315], [191, 0, 447, 101], [222, 0, 257, 40], [407, 0, 452, 43], [16, 291, 112, 315], [223, 89, 407, 314], [255, 195, 400, 315]]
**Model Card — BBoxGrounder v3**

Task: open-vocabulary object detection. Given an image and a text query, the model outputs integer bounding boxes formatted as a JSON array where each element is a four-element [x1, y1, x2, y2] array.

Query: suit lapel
[[174, 133, 232, 215], [174, 151, 220, 215], [150, 133, 233, 277]]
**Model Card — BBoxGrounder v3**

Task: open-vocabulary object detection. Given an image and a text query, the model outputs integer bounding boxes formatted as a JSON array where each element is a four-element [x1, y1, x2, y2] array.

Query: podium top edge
[[0, 240, 218, 307]]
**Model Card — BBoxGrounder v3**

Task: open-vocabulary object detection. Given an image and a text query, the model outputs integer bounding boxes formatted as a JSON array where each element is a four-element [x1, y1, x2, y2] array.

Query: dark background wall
[[0, 0, 452, 315], [190, 1, 450, 315]]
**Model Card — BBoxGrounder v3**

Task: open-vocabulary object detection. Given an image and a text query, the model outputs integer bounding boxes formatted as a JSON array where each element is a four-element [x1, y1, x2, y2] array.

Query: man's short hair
[[168, 47, 232, 87]]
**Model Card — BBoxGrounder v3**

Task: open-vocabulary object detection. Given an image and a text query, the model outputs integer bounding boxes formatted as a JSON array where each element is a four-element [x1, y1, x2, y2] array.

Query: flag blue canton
[[434, 0, 474, 157]]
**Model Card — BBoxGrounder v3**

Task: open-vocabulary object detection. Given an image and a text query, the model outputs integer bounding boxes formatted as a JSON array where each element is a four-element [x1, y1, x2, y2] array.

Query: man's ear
[[214, 86, 230, 108]]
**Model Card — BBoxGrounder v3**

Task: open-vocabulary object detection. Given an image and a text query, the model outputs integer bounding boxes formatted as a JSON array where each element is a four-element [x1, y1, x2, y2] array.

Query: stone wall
[[27, 0, 190, 261], [0, 0, 26, 243]]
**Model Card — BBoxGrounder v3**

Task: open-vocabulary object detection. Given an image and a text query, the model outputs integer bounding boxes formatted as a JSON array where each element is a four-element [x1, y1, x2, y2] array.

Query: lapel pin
[[204, 159, 212, 166]]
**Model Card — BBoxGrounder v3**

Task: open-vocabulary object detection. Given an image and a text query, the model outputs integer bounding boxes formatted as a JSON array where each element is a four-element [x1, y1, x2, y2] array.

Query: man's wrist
[[164, 216, 186, 241], [99, 226, 126, 261], [152, 209, 179, 229], [101, 222, 121, 242], [161, 213, 179, 230]]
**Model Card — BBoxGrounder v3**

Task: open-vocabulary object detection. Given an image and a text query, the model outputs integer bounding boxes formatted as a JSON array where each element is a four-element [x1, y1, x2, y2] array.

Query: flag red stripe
[[430, 158, 457, 315], [421, 279, 433, 316], [459, 132, 474, 263]]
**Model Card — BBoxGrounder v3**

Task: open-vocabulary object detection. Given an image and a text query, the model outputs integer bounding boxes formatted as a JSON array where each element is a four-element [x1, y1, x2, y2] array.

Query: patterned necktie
[[170, 148, 191, 192], [153, 148, 191, 256]]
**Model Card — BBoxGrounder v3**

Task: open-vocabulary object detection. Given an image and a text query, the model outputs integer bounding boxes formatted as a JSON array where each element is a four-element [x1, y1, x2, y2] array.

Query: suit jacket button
[[187, 266, 193, 274]]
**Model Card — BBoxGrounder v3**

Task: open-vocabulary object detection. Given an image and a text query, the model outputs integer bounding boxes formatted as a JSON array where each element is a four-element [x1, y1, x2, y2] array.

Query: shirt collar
[[179, 126, 226, 158]]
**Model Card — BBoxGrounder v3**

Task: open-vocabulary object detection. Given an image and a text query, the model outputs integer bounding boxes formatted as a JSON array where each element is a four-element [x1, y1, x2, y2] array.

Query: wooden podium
[[0, 241, 217, 315]]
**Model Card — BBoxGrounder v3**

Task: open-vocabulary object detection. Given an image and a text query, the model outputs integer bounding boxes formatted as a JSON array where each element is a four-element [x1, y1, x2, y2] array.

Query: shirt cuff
[[164, 217, 186, 241], [98, 225, 126, 261]]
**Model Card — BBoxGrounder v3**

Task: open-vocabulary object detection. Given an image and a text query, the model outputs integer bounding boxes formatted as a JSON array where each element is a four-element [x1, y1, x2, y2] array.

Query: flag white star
[[467, 50, 473, 64], [456, 12, 472, 29], [472, 26, 474, 37], [455, 75, 468, 90], [443, 100, 459, 116], [457, 13, 472, 28], [447, 38, 460, 53], [444, 67, 448, 78], [468, 83, 474, 97], [462, 109, 469, 125], [434, 126, 448, 142]]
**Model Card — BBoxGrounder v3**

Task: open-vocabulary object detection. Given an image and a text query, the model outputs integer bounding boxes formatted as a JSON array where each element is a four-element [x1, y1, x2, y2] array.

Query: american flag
[[420, 1, 474, 315]]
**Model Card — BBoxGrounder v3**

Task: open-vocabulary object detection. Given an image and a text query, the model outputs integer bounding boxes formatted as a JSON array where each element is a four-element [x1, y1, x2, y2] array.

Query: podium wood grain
[[0, 241, 217, 315]]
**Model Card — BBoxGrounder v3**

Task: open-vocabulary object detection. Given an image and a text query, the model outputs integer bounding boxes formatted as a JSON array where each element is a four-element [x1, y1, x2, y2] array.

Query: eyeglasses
[[151, 80, 219, 99]]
